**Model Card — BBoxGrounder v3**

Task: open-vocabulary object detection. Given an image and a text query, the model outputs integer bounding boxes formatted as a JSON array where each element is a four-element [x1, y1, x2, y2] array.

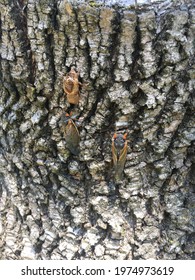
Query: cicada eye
[[123, 133, 128, 140], [113, 133, 117, 139]]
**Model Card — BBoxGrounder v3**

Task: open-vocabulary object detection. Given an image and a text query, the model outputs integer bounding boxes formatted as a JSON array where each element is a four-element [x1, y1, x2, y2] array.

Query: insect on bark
[[112, 133, 128, 181], [63, 67, 82, 105], [63, 113, 80, 155]]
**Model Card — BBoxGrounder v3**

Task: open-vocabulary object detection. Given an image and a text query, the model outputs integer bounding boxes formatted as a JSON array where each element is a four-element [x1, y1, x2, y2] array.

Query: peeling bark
[[0, 0, 195, 260]]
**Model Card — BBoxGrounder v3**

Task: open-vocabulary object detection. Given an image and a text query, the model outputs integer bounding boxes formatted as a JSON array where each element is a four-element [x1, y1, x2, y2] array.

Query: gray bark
[[0, 0, 195, 260]]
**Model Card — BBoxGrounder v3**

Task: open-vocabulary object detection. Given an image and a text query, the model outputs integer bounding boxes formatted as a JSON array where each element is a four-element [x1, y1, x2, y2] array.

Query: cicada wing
[[64, 121, 80, 155], [115, 142, 128, 180], [112, 139, 118, 167]]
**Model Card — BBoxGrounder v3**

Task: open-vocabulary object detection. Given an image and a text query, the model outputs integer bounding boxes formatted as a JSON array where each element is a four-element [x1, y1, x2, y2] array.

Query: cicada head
[[63, 112, 78, 123], [113, 133, 127, 151], [68, 67, 79, 80]]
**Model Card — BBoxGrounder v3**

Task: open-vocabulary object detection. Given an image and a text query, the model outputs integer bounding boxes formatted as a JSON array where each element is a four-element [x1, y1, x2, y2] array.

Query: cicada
[[63, 113, 80, 155], [112, 133, 128, 181], [63, 67, 82, 105]]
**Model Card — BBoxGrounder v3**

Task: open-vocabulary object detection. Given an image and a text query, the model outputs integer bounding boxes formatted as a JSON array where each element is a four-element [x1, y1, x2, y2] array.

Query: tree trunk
[[0, 0, 195, 260]]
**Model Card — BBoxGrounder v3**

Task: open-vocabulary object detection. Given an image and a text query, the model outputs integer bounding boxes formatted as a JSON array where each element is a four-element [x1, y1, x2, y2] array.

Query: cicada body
[[63, 67, 82, 105], [63, 113, 80, 155], [112, 133, 128, 181]]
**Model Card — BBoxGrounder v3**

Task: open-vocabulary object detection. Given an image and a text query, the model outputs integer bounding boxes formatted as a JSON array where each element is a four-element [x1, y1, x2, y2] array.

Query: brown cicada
[[63, 67, 82, 105], [112, 133, 128, 181], [63, 113, 80, 155]]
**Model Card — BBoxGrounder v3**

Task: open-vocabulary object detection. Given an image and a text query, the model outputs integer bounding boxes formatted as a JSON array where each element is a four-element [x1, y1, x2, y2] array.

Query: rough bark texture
[[0, 0, 195, 260]]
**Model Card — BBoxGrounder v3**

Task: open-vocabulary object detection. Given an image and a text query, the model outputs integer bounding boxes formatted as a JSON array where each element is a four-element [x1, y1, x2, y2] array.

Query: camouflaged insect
[[63, 113, 80, 155], [63, 67, 82, 105], [112, 133, 128, 181]]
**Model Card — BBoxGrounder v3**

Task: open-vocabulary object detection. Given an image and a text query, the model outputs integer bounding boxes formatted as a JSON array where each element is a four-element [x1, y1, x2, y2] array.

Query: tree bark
[[0, 0, 195, 260]]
